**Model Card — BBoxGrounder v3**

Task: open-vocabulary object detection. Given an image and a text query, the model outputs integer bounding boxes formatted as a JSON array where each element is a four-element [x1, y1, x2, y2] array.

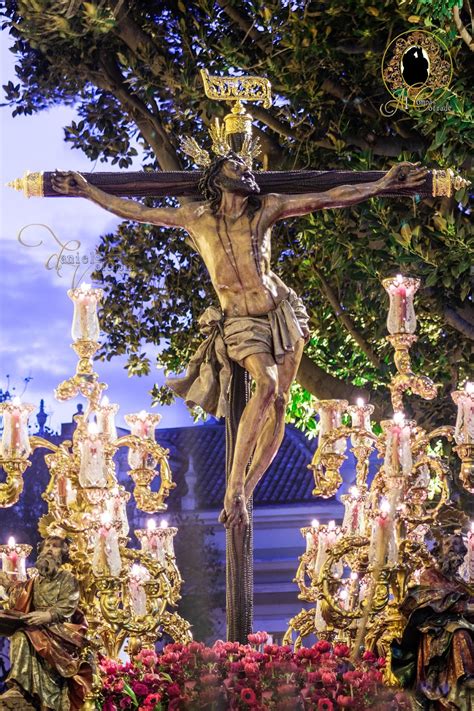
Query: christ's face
[[217, 158, 260, 196]]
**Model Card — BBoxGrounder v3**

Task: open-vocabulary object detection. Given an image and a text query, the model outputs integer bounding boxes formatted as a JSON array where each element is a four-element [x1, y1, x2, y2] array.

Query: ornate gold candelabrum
[[285, 275, 473, 682], [0, 284, 191, 668]]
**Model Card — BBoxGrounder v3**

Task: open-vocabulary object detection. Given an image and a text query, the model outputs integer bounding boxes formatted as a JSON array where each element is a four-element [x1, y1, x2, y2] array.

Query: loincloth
[[166, 290, 309, 419]]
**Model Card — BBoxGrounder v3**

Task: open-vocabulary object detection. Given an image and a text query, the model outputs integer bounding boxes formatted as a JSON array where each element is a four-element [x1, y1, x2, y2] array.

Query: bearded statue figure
[[392, 533, 474, 710], [0, 536, 92, 711]]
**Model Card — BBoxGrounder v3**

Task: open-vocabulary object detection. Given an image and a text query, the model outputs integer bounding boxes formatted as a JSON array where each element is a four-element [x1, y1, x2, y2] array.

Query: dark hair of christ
[[198, 152, 262, 219]]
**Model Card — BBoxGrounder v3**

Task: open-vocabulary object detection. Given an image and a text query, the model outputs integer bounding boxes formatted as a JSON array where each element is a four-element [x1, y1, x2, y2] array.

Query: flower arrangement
[[99, 634, 411, 710]]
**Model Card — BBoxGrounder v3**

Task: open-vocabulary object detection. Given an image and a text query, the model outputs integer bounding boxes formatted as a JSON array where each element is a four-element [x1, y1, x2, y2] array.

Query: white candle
[[317, 400, 348, 454], [124, 411, 162, 469]]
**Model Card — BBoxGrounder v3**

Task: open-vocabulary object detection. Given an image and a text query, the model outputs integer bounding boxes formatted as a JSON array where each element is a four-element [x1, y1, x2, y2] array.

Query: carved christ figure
[[52, 157, 427, 527]]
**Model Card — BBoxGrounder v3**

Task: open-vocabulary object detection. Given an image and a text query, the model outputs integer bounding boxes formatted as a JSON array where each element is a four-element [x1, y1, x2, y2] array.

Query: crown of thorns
[[180, 120, 261, 169]]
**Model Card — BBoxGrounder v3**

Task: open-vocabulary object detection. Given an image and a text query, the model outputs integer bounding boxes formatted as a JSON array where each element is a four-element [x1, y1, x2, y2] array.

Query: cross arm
[[51, 171, 187, 229], [266, 163, 429, 223]]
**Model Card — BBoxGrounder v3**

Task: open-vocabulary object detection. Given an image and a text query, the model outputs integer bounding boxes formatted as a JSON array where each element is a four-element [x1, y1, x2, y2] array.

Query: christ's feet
[[219, 493, 249, 528]]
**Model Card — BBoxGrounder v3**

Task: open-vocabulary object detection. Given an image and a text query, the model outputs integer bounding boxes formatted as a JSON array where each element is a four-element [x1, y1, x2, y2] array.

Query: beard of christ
[[198, 153, 261, 216], [36, 553, 61, 579]]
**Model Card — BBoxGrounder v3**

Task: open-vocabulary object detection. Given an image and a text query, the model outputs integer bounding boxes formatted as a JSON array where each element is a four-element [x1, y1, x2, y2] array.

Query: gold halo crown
[[179, 119, 261, 170]]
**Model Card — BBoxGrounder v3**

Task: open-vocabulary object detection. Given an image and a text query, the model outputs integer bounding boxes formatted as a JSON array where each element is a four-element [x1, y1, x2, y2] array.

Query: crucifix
[[8, 70, 468, 643]]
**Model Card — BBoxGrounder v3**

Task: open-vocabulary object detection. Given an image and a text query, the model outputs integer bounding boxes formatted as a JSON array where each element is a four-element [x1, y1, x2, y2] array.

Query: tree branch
[[296, 353, 385, 420], [443, 305, 474, 340], [216, 0, 269, 51], [314, 269, 382, 368], [96, 56, 182, 171], [453, 4, 474, 51]]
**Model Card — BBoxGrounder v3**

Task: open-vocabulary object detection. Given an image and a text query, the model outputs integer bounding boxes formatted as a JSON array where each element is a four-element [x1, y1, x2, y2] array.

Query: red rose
[[317, 699, 334, 711], [314, 640, 332, 653], [333, 643, 350, 657], [240, 687, 257, 705], [167, 683, 181, 697], [321, 672, 336, 686], [144, 692, 162, 705], [362, 650, 377, 663], [132, 682, 149, 697]]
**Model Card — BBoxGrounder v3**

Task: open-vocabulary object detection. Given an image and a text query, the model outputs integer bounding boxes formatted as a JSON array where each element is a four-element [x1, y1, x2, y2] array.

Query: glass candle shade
[[382, 416, 413, 478], [341, 487, 366, 536], [96, 396, 119, 442], [135, 523, 177, 566], [68, 283, 102, 342], [0, 539, 31, 581], [452, 383, 474, 445], [382, 275, 420, 335], [317, 400, 348, 454], [78, 428, 107, 488], [105, 486, 130, 537], [124, 412, 162, 469], [0, 398, 34, 459], [128, 564, 150, 616], [92, 520, 121, 577], [347, 401, 374, 448]]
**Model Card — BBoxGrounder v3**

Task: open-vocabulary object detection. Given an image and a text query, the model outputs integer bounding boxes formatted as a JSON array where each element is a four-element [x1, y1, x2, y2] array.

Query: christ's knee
[[255, 372, 278, 411]]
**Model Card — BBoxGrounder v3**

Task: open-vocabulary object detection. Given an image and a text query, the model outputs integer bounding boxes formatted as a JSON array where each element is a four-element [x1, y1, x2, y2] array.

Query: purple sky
[[0, 38, 195, 432]]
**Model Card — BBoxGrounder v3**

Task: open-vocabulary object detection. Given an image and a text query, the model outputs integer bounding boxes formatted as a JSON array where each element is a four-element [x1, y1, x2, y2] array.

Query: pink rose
[[336, 696, 353, 707]]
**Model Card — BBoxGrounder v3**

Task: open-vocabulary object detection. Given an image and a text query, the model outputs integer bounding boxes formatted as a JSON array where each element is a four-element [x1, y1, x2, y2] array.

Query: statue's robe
[[0, 571, 92, 710], [392, 567, 474, 710]]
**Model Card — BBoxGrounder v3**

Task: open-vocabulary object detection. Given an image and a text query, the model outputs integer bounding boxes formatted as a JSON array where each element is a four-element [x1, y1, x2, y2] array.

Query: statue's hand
[[51, 170, 89, 196], [23, 610, 53, 626], [380, 162, 428, 190]]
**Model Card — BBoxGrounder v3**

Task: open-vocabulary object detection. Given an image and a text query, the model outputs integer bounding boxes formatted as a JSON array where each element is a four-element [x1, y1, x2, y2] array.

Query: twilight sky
[[0, 37, 195, 432]]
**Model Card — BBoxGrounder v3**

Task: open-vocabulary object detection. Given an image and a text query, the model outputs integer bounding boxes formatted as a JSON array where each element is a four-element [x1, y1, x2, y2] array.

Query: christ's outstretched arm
[[52, 171, 187, 228], [266, 162, 428, 222]]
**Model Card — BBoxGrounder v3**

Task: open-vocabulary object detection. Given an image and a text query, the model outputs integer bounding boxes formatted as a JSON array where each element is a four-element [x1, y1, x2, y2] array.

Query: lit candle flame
[[311, 519, 319, 529], [339, 588, 348, 601], [79, 282, 91, 292], [138, 410, 147, 420], [465, 382, 474, 394], [12, 396, 21, 406], [395, 274, 404, 284], [147, 519, 156, 531], [350, 571, 359, 581], [349, 486, 359, 498], [101, 395, 110, 406], [356, 397, 364, 407], [7, 536, 15, 547], [160, 519, 168, 529], [328, 520, 336, 530]]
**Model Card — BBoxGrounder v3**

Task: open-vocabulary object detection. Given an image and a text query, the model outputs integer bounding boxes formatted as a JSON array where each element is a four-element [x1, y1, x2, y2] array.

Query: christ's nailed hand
[[381, 162, 429, 190], [51, 170, 89, 197]]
